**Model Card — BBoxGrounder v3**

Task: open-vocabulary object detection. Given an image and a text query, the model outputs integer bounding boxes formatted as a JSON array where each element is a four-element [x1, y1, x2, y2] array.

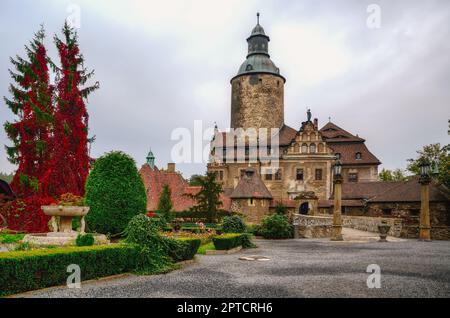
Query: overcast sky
[[0, 0, 449, 179]]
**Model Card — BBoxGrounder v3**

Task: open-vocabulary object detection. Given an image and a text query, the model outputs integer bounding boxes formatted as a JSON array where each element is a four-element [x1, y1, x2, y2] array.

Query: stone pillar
[[419, 176, 431, 241], [331, 175, 343, 241]]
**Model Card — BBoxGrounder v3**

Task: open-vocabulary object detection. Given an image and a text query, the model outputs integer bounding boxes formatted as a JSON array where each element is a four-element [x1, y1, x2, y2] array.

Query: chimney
[[167, 163, 175, 173], [313, 118, 318, 129]]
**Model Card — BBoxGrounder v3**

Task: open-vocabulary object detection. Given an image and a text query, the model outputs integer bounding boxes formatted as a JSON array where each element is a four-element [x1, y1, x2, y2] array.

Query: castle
[[206, 15, 380, 221], [138, 15, 448, 238]]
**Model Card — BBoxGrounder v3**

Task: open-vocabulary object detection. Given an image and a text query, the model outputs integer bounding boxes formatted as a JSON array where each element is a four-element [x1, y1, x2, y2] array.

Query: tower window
[[315, 169, 323, 181], [296, 169, 304, 181], [355, 152, 362, 160], [265, 171, 273, 181], [310, 144, 316, 153], [246, 64, 253, 71]]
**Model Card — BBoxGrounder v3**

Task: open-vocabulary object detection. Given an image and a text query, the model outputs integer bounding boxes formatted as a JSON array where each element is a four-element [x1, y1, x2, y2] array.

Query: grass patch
[[0, 233, 25, 244], [197, 242, 215, 255]]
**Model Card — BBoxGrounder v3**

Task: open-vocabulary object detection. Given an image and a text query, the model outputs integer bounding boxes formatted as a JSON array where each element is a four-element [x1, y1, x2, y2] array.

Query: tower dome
[[232, 13, 285, 82], [230, 13, 285, 130]]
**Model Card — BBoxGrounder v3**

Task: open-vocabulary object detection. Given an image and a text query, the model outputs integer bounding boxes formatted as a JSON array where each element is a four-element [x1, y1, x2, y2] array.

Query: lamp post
[[418, 160, 431, 241], [331, 159, 344, 241]]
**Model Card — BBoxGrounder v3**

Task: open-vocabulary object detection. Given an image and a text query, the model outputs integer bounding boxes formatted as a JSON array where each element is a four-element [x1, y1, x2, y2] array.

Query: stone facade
[[230, 198, 271, 224], [294, 214, 333, 238], [231, 74, 284, 130]]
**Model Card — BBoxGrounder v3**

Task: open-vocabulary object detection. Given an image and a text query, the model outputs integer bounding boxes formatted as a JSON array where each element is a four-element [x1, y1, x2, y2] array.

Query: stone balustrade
[[342, 215, 403, 237]]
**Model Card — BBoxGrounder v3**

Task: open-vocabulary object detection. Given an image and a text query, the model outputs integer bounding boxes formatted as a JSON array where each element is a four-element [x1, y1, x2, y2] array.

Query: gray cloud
[[0, 0, 449, 179]]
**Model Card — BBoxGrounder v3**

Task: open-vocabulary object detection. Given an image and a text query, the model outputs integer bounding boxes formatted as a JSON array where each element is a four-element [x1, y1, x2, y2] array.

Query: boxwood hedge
[[212, 233, 243, 250], [167, 237, 201, 262], [0, 244, 139, 296]]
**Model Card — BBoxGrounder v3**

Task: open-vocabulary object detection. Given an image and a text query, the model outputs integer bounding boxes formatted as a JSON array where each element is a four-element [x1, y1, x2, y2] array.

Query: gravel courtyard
[[15, 238, 450, 298]]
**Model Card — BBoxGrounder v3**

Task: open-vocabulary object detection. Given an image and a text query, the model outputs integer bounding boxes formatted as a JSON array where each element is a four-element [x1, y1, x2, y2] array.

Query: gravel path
[[14, 238, 450, 298]]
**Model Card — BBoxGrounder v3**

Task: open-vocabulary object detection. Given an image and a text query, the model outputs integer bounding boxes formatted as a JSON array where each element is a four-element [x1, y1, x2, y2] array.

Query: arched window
[[246, 64, 253, 71], [301, 143, 308, 154], [310, 143, 316, 153], [355, 152, 362, 160]]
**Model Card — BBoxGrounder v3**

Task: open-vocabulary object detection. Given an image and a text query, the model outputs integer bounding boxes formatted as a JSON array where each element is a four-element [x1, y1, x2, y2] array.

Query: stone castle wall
[[231, 74, 284, 129]]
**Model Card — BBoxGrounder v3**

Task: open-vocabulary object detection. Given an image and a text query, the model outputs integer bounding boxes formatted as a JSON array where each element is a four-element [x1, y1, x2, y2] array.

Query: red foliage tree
[[40, 23, 98, 197], [4, 26, 54, 197]]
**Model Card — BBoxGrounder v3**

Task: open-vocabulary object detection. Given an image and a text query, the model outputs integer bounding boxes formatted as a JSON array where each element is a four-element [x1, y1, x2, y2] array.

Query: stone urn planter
[[42, 205, 90, 236], [378, 220, 391, 242]]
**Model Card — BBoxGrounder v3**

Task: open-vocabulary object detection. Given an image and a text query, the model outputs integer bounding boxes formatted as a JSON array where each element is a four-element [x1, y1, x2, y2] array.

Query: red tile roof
[[140, 164, 233, 212], [320, 122, 365, 142], [328, 142, 381, 166], [139, 164, 197, 212], [319, 122, 381, 166]]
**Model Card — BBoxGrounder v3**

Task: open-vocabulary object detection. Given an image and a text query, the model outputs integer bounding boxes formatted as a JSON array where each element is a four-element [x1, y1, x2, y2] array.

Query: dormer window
[[355, 152, 362, 160], [246, 64, 253, 71]]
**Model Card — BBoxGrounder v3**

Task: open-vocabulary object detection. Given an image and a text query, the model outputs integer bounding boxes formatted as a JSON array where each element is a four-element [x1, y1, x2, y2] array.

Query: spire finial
[[257, 12, 260, 25]]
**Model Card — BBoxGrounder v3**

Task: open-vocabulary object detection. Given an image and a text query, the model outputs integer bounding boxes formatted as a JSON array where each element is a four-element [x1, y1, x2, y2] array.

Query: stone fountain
[[23, 205, 109, 246]]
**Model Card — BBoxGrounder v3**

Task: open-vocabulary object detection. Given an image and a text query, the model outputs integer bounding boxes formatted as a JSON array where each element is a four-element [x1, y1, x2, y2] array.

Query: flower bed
[[0, 244, 139, 296], [162, 231, 215, 245]]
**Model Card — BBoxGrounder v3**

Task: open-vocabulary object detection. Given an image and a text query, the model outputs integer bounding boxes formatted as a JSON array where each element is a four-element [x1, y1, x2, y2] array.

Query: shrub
[[274, 204, 288, 215], [246, 224, 262, 236], [157, 185, 174, 223], [260, 214, 293, 239], [0, 233, 24, 244], [212, 233, 243, 250], [75, 233, 94, 247], [124, 214, 175, 274], [241, 233, 256, 248], [222, 215, 246, 233], [85, 151, 147, 235], [0, 244, 139, 296], [166, 237, 201, 262]]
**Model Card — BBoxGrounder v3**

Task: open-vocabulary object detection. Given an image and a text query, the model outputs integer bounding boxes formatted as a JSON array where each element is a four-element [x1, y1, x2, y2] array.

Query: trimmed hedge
[[0, 244, 139, 296], [212, 233, 243, 250], [167, 238, 201, 262]]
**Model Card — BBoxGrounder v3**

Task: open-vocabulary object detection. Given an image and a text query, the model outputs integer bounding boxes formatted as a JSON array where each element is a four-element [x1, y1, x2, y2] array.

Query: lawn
[[197, 242, 215, 255]]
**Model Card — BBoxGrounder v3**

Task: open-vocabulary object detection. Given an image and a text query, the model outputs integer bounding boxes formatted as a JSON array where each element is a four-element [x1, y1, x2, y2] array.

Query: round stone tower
[[230, 14, 286, 130]]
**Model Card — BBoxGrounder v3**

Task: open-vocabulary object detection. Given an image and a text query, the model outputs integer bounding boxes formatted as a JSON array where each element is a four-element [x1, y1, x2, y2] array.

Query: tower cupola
[[233, 13, 285, 82]]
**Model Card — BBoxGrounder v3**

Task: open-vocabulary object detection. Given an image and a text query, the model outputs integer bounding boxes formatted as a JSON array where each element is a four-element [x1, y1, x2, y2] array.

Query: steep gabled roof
[[230, 168, 273, 199], [320, 122, 365, 143], [319, 121, 381, 165], [328, 143, 381, 166]]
